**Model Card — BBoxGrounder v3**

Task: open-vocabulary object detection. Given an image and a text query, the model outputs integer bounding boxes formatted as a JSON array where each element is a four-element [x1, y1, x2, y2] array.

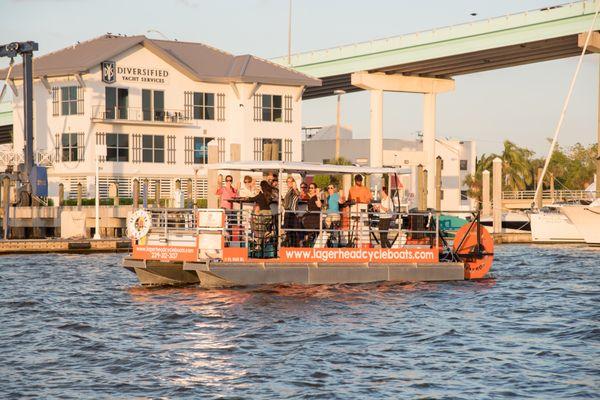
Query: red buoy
[[452, 222, 494, 279]]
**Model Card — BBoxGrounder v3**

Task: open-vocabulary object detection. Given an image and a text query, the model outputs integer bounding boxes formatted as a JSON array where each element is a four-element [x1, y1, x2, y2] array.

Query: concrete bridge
[[273, 1, 600, 207]]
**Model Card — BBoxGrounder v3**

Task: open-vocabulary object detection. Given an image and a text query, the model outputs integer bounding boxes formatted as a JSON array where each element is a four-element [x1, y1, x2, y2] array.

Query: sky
[[0, 0, 598, 156]]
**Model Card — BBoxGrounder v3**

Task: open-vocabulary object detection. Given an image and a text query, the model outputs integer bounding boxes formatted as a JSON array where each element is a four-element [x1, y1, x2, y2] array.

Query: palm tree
[[500, 140, 533, 191]]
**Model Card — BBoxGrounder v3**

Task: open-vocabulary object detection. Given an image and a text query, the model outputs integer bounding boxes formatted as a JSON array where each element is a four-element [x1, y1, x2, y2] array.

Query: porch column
[[492, 157, 502, 234], [482, 170, 491, 217]]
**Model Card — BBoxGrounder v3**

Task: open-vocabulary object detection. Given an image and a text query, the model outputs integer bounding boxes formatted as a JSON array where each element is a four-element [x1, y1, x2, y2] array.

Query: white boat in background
[[480, 211, 531, 233], [560, 200, 600, 246], [530, 205, 584, 243]]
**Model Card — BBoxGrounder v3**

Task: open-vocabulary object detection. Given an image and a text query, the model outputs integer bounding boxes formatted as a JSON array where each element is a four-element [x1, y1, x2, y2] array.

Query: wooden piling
[[493, 157, 502, 234], [133, 179, 139, 209], [435, 156, 442, 211]]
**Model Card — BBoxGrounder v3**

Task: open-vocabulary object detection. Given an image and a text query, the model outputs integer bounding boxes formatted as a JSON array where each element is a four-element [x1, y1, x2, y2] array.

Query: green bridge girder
[[272, 1, 600, 99]]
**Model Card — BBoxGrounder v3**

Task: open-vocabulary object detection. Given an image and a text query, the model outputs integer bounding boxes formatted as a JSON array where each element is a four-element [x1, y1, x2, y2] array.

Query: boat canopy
[[208, 161, 411, 175]]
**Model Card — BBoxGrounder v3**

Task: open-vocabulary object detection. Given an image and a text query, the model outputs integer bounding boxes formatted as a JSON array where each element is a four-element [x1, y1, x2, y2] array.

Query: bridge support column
[[369, 89, 384, 188], [423, 93, 436, 208], [351, 72, 454, 204]]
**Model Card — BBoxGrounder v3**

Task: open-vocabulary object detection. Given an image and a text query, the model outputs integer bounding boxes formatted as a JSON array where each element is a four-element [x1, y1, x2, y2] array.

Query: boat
[[122, 162, 494, 287], [529, 204, 584, 243], [560, 199, 600, 245], [480, 211, 531, 233]]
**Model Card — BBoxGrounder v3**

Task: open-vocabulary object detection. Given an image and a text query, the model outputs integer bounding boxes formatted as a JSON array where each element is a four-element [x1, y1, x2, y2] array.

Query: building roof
[[0, 34, 321, 87], [307, 125, 354, 141]]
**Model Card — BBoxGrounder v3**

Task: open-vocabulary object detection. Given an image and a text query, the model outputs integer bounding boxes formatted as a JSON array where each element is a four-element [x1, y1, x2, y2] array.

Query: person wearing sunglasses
[[239, 175, 257, 198], [324, 183, 345, 228], [302, 183, 322, 247], [299, 183, 310, 201], [215, 174, 238, 210]]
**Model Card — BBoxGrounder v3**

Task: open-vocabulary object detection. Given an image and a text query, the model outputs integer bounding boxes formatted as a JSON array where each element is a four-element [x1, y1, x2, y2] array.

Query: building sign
[[101, 61, 116, 84], [101, 61, 169, 84]]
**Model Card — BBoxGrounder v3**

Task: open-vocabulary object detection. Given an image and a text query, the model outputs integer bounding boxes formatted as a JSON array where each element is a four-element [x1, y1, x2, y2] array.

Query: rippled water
[[0, 245, 598, 399]]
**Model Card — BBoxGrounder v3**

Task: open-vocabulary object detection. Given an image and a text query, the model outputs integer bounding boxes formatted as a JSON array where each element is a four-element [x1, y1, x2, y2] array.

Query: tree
[[313, 157, 353, 188]]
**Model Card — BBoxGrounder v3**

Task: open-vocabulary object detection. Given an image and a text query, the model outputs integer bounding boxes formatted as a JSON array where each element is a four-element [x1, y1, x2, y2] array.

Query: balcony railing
[[0, 151, 54, 167], [92, 106, 193, 125], [502, 190, 592, 201]]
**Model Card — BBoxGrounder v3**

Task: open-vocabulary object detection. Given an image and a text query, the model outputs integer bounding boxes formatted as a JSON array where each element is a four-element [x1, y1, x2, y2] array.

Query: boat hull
[[560, 205, 600, 245], [123, 257, 466, 287], [530, 210, 584, 243]]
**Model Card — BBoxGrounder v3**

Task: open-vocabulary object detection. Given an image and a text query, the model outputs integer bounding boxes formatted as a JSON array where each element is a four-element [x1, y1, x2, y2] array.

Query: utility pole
[[287, 0, 292, 65]]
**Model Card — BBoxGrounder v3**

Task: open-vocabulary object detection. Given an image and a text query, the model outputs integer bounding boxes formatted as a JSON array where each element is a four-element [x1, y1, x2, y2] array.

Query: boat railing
[[138, 207, 480, 258]]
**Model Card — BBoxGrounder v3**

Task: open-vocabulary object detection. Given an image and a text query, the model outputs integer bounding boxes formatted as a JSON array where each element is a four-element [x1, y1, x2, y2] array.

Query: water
[[0, 245, 598, 399]]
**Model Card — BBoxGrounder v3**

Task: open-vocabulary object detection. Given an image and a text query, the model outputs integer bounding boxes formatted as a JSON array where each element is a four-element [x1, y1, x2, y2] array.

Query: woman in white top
[[377, 186, 393, 248]]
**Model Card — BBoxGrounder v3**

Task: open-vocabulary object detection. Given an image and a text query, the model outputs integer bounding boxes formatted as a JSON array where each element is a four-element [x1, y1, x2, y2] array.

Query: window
[[261, 94, 282, 122], [61, 133, 84, 162], [193, 137, 214, 164], [142, 89, 165, 121], [106, 133, 129, 162], [105, 87, 129, 119], [461, 190, 469, 201], [253, 138, 282, 161], [142, 135, 164, 163], [460, 160, 468, 171], [193, 92, 215, 120], [61, 87, 78, 115], [284, 138, 293, 161]]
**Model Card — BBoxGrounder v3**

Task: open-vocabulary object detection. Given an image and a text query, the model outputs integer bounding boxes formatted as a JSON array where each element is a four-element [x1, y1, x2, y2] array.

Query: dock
[[0, 238, 131, 254]]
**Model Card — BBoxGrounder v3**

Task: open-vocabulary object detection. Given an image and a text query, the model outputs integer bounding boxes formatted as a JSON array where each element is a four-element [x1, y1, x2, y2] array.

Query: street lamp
[[334, 89, 345, 161], [94, 142, 107, 240]]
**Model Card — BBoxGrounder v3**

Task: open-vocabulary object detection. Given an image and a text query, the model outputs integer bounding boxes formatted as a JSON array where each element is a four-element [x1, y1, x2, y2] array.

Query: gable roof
[[0, 34, 321, 87]]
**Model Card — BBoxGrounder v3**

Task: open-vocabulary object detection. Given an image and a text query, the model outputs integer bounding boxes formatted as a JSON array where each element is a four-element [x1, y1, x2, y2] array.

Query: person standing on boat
[[376, 187, 393, 248], [216, 175, 238, 210], [302, 183, 323, 247], [348, 174, 372, 204], [239, 175, 258, 198], [325, 184, 344, 228], [283, 177, 301, 246], [299, 182, 310, 201]]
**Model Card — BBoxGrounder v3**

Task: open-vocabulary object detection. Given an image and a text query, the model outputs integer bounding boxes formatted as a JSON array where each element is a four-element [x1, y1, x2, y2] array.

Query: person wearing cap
[[348, 174, 372, 204]]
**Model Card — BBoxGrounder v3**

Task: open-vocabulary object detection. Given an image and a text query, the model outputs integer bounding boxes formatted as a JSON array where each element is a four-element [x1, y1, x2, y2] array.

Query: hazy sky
[[1, 0, 598, 156]]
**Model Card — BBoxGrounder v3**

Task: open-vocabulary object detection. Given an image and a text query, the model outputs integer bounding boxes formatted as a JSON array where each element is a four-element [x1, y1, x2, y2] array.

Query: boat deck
[[123, 257, 465, 287]]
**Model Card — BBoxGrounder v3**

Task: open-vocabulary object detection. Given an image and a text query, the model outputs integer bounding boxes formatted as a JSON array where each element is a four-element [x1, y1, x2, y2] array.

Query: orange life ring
[[452, 222, 494, 280]]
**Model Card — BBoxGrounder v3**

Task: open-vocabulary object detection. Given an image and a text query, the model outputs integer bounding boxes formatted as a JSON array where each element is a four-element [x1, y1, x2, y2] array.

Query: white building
[[0, 34, 320, 201], [302, 126, 476, 211]]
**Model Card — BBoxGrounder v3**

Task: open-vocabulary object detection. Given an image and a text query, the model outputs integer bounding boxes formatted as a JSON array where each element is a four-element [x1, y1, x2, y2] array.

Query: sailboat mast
[[597, 54, 600, 199]]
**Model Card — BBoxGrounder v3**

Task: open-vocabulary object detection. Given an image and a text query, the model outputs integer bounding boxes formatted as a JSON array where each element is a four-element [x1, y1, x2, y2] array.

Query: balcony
[[92, 106, 194, 126]]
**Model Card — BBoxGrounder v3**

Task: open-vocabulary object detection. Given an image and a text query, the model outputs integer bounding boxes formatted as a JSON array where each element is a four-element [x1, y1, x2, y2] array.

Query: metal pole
[[287, 0, 292, 65], [93, 151, 101, 240], [23, 51, 34, 176], [597, 54, 600, 199]]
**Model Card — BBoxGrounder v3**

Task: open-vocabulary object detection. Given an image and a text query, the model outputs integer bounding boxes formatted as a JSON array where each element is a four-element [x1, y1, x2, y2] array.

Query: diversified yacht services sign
[[101, 61, 169, 84]]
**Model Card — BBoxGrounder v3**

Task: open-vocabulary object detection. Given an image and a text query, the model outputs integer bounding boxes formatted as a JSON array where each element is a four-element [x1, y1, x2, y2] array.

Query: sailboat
[[530, 204, 584, 243], [529, 8, 600, 245]]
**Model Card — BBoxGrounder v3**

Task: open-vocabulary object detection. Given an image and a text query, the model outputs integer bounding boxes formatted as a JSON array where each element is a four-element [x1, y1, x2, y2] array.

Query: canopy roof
[[208, 161, 410, 175]]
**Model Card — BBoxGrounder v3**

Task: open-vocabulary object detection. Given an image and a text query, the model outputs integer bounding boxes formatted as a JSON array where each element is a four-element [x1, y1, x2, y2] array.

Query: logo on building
[[101, 61, 116, 84]]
